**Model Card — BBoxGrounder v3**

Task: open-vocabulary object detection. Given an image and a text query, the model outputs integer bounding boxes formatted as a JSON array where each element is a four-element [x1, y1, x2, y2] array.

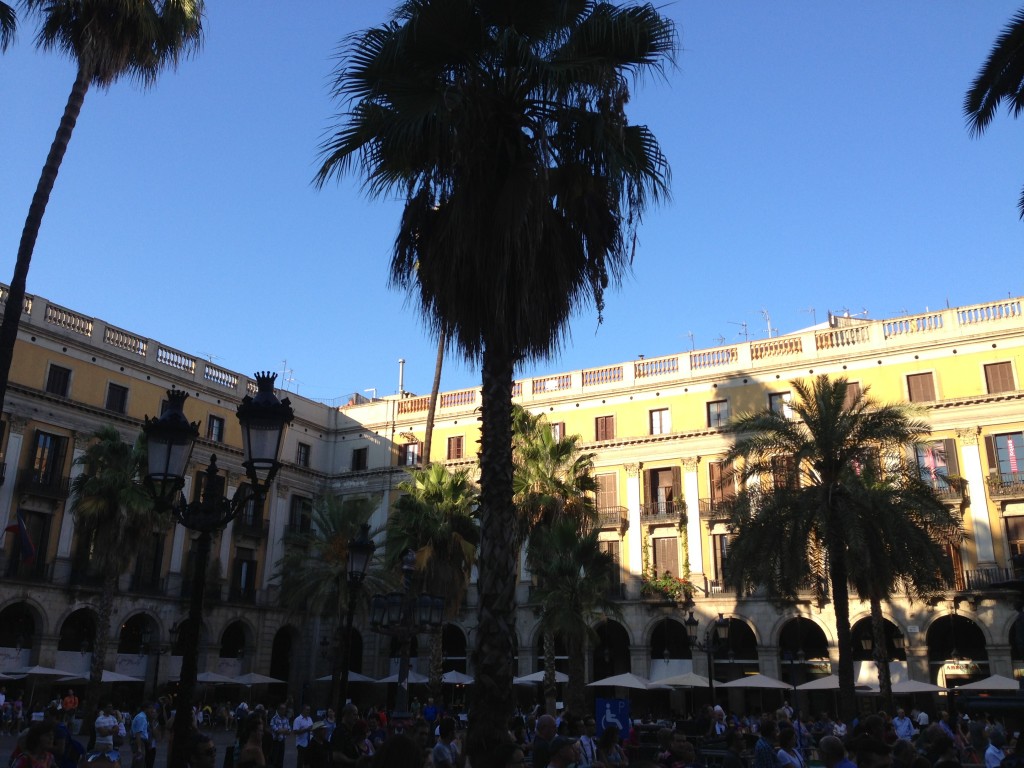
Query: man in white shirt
[[892, 709, 915, 741], [94, 704, 118, 753], [293, 705, 313, 768], [577, 718, 599, 766]]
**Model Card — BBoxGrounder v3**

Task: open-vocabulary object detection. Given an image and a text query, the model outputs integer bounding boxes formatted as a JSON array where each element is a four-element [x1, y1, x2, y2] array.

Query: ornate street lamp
[[685, 611, 730, 704], [142, 373, 292, 768], [332, 523, 375, 711], [370, 549, 444, 717]]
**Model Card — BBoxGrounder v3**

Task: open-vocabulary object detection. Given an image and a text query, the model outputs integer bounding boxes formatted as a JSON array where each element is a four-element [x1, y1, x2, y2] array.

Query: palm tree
[[0, 2, 14, 51], [70, 426, 165, 731], [723, 375, 933, 720], [386, 463, 479, 702], [0, 0, 204, 414], [844, 460, 963, 710], [527, 518, 621, 716], [315, 2, 674, 753], [277, 495, 387, 713], [965, 8, 1024, 216]]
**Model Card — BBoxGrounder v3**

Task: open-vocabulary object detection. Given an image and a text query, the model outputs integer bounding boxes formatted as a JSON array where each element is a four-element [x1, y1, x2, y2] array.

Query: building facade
[[1, 283, 1023, 709]]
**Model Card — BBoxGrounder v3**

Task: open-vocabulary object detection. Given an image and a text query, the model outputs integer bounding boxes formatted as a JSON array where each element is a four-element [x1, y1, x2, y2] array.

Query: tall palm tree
[[723, 375, 933, 720], [965, 8, 1024, 216], [844, 460, 963, 710], [0, 0, 204, 414], [70, 426, 165, 731], [0, 2, 14, 51], [316, 3, 673, 754], [527, 517, 621, 716], [277, 495, 387, 713], [386, 463, 479, 702]]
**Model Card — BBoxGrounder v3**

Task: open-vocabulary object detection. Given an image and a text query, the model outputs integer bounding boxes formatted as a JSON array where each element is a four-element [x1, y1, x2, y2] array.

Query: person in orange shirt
[[61, 691, 79, 722]]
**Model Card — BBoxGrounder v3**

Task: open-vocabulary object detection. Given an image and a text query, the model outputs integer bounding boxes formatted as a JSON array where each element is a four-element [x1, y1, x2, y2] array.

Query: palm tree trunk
[[429, 632, 444, 711], [0, 66, 90, 411], [422, 330, 446, 466], [467, 344, 517, 764], [543, 628, 557, 716], [84, 571, 117, 746], [566, 632, 586, 717], [829, 550, 856, 722], [870, 596, 893, 712]]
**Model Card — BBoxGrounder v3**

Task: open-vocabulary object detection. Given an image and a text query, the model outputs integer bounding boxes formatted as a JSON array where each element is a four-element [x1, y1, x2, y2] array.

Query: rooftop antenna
[[714, 334, 726, 346], [279, 360, 296, 391], [761, 309, 775, 339], [686, 331, 695, 351], [199, 352, 222, 364], [728, 320, 749, 341], [803, 306, 817, 325], [364, 388, 377, 401]]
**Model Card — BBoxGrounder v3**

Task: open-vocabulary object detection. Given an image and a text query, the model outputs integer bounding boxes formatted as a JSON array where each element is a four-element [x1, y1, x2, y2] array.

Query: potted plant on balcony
[[640, 570, 694, 603]]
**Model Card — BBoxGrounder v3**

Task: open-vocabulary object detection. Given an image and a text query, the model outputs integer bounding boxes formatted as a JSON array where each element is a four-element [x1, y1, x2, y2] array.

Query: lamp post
[[142, 373, 292, 768], [369, 549, 444, 718], [332, 523, 375, 711], [685, 611, 730, 705]]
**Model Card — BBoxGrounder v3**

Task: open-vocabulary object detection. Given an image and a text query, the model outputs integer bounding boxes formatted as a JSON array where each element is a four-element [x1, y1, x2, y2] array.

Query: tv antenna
[[714, 334, 726, 346], [761, 309, 775, 339], [803, 306, 817, 325], [686, 331, 695, 351], [729, 320, 749, 342], [280, 360, 296, 392]]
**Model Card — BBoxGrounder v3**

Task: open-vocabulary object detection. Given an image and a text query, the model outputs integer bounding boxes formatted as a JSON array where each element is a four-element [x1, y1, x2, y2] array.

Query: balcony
[[129, 574, 166, 595], [228, 586, 257, 604], [988, 474, 1024, 500], [698, 497, 737, 523], [233, 517, 269, 540], [640, 499, 685, 526], [597, 506, 628, 532], [15, 468, 70, 499], [604, 582, 627, 601], [963, 566, 1015, 591]]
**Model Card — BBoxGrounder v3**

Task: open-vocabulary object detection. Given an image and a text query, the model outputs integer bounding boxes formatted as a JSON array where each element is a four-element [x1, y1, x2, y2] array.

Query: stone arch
[[849, 616, 908, 663], [442, 624, 467, 673], [0, 601, 43, 666], [269, 625, 300, 687], [926, 612, 988, 685], [58, 609, 98, 654], [778, 616, 830, 687], [592, 620, 630, 680], [718, 616, 759, 682]]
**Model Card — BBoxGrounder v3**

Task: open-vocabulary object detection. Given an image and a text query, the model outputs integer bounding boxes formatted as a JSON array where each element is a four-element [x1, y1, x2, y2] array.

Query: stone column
[[0, 417, 27, 531], [53, 433, 89, 584], [625, 463, 643, 598], [682, 457, 703, 581], [957, 428, 996, 568]]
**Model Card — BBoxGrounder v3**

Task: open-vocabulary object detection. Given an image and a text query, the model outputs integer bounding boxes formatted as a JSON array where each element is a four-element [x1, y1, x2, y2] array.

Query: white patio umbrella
[[513, 670, 568, 685], [441, 671, 474, 685], [654, 672, 711, 688], [233, 673, 286, 686], [586, 673, 657, 690], [889, 679, 946, 694], [952, 674, 1020, 691], [6, 665, 81, 706], [376, 670, 429, 685], [795, 675, 841, 691], [717, 673, 793, 690], [169, 671, 236, 684], [59, 670, 143, 684], [315, 671, 379, 684]]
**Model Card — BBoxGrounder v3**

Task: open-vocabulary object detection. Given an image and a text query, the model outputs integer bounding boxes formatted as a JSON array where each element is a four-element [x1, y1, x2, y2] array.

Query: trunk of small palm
[[422, 331, 445, 466], [429, 633, 444, 709], [829, 541, 856, 721], [565, 633, 586, 717], [543, 628, 557, 716], [84, 570, 117, 743], [470, 347, 517, 755], [871, 596, 893, 711], [0, 68, 89, 411]]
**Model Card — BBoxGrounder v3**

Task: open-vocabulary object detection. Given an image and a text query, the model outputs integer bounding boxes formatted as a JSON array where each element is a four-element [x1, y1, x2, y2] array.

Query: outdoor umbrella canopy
[[59, 670, 143, 684], [315, 671, 378, 683], [653, 672, 711, 688], [869, 679, 946, 694], [441, 671, 474, 685], [513, 671, 568, 685], [169, 671, 236, 684], [795, 675, 875, 692], [717, 673, 793, 690], [233, 673, 285, 686], [586, 673, 658, 690], [7, 665, 78, 678], [376, 671, 429, 685], [952, 674, 1020, 691]]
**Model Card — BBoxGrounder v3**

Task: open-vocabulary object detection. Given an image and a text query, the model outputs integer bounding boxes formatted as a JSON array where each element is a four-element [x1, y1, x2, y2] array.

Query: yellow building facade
[[1, 283, 1023, 707]]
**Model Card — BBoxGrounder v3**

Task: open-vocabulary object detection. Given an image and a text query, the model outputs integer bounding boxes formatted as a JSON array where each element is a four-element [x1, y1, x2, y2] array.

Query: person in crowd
[[424, 698, 439, 726], [547, 736, 579, 768], [986, 728, 1008, 768], [598, 724, 628, 767], [304, 722, 329, 768], [370, 733, 421, 768], [186, 733, 216, 768], [93, 705, 118, 755], [328, 704, 360, 768], [847, 734, 892, 768], [578, 718, 600, 766], [891, 738, 919, 768], [532, 715, 558, 768], [352, 719, 374, 760], [776, 727, 804, 768], [754, 719, 779, 768], [13, 721, 56, 768], [321, 709, 337, 743], [494, 741, 527, 768], [291, 706, 313, 768], [722, 729, 747, 768], [236, 713, 266, 768], [130, 704, 156, 768], [268, 704, 290, 768], [817, 737, 855, 768], [367, 713, 387, 751], [891, 710, 915, 742], [433, 717, 459, 768]]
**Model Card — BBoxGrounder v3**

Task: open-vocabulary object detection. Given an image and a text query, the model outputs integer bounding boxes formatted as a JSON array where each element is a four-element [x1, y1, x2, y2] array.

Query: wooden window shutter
[[942, 438, 960, 476], [671, 466, 682, 503], [643, 470, 653, 507], [985, 435, 998, 476]]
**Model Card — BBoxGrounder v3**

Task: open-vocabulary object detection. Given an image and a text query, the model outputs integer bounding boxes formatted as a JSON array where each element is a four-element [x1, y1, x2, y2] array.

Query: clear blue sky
[[2, 2, 1023, 403]]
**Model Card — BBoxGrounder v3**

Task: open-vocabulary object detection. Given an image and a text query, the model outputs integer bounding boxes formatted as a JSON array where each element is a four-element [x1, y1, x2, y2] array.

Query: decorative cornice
[[955, 427, 979, 446], [623, 463, 642, 477], [680, 456, 700, 471]]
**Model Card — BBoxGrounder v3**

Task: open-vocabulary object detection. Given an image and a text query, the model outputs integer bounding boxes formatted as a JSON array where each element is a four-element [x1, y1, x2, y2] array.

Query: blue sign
[[595, 698, 630, 737]]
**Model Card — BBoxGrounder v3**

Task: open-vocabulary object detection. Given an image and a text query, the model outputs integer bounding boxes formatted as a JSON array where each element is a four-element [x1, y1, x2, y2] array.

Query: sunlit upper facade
[[1, 283, 1023, 707]]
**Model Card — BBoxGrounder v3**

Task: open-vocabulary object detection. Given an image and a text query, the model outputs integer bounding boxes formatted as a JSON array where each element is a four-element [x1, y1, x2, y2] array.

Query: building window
[[550, 422, 565, 441], [985, 432, 1024, 481], [30, 431, 67, 486], [296, 442, 310, 468], [206, 415, 225, 443], [232, 547, 257, 600], [843, 381, 862, 410], [644, 466, 681, 515], [132, 532, 164, 591], [5, 510, 48, 579], [649, 408, 671, 435], [1007, 517, 1024, 557], [916, 439, 959, 490], [768, 392, 792, 418], [706, 400, 729, 429], [105, 383, 129, 414], [985, 362, 1015, 394], [399, 442, 420, 466], [711, 532, 730, 584], [45, 365, 71, 397], [351, 446, 368, 471], [769, 454, 799, 490], [599, 540, 620, 565], [652, 536, 679, 578], [595, 473, 618, 511], [709, 460, 736, 504], [907, 372, 936, 402], [595, 415, 615, 441], [288, 495, 312, 533], [447, 436, 464, 461]]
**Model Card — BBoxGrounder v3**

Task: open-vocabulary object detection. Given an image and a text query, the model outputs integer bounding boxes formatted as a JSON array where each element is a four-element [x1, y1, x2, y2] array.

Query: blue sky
[[2, 2, 1024, 403]]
